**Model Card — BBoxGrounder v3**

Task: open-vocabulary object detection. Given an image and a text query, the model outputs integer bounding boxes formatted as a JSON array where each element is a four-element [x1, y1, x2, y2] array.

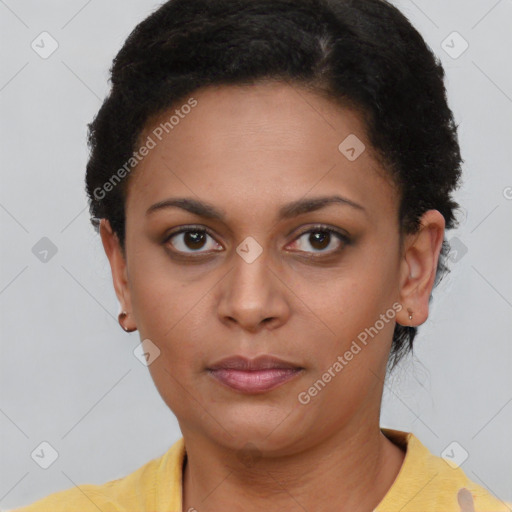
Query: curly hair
[[85, 0, 463, 372]]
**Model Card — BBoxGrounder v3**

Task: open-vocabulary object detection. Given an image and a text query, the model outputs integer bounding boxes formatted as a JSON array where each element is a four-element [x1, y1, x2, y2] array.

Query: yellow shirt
[[9, 428, 512, 512]]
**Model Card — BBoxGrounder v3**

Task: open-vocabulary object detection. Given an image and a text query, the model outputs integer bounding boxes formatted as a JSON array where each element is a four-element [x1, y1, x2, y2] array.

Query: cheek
[[299, 280, 398, 425], [302, 248, 400, 379], [126, 241, 190, 334], [129, 265, 211, 415], [315, 250, 399, 328], [127, 250, 217, 367]]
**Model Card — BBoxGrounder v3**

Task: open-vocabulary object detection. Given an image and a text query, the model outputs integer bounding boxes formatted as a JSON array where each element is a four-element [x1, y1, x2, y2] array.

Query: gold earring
[[118, 311, 136, 333], [407, 308, 413, 321]]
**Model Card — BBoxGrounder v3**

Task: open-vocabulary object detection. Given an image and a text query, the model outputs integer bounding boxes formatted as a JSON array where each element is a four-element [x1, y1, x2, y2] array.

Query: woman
[[10, 0, 511, 510]]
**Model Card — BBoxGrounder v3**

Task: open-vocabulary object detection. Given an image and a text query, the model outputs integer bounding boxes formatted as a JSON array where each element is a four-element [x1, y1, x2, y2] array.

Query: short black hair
[[85, 0, 463, 372]]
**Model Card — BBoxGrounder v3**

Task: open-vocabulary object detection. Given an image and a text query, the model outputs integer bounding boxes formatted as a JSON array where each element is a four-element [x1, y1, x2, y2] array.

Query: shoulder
[[7, 438, 185, 512], [377, 428, 512, 512], [4, 482, 132, 512]]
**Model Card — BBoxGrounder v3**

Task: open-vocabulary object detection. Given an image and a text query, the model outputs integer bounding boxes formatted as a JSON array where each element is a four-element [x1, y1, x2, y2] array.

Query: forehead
[[125, 81, 398, 227]]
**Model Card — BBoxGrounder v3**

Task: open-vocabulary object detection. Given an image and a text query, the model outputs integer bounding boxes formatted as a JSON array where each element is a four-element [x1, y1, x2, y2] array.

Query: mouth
[[206, 355, 304, 394]]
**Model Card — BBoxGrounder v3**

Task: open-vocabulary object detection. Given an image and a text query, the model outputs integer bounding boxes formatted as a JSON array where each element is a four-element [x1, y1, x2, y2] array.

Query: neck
[[181, 419, 405, 512]]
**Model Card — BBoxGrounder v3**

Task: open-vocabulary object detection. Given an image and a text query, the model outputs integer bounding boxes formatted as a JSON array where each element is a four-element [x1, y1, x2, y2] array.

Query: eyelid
[[164, 224, 217, 240], [286, 224, 351, 255], [163, 224, 222, 252], [291, 223, 351, 241]]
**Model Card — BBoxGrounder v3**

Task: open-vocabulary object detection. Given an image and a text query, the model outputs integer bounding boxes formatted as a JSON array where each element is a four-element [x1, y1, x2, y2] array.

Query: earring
[[118, 311, 136, 333], [407, 308, 413, 322]]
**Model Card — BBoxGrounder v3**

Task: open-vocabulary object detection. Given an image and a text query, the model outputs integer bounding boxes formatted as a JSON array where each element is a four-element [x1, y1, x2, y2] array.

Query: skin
[[100, 80, 445, 512]]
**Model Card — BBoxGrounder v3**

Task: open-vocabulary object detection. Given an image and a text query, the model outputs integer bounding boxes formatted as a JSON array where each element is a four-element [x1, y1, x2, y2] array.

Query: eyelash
[[163, 224, 351, 258]]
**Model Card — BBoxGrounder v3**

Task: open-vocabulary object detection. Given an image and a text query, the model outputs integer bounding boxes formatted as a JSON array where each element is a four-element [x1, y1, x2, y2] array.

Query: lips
[[207, 355, 304, 393], [208, 355, 302, 371]]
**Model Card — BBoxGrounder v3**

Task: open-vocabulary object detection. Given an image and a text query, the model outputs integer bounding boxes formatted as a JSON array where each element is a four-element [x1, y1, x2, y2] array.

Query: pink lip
[[207, 355, 304, 393]]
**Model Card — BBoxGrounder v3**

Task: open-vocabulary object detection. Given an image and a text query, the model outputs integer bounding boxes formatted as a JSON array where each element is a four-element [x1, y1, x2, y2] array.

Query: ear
[[99, 219, 136, 331], [396, 210, 445, 327]]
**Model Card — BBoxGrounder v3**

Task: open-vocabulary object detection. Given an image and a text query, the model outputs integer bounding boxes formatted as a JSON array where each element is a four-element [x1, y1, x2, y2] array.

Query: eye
[[164, 224, 350, 257], [287, 225, 350, 255], [164, 226, 222, 255]]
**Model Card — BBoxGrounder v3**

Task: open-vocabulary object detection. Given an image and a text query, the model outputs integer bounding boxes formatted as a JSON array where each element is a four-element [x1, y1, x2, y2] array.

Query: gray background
[[1, 0, 511, 509]]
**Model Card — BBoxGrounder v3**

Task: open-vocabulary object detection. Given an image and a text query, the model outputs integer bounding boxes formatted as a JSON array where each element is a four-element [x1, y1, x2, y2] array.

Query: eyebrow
[[145, 195, 366, 220]]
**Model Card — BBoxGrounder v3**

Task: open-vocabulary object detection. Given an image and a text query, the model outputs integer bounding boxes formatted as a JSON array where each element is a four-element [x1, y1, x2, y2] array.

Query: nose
[[216, 245, 290, 332]]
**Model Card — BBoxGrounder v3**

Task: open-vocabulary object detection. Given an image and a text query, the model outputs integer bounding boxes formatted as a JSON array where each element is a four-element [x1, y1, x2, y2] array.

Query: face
[[101, 81, 443, 455]]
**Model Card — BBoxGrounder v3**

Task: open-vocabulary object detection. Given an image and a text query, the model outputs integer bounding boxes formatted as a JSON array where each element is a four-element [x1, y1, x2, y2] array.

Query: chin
[[205, 411, 311, 455]]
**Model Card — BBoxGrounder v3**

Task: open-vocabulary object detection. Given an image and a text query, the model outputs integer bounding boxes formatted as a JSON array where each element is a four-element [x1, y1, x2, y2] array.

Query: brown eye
[[308, 231, 330, 251], [289, 226, 349, 255], [165, 228, 222, 254]]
